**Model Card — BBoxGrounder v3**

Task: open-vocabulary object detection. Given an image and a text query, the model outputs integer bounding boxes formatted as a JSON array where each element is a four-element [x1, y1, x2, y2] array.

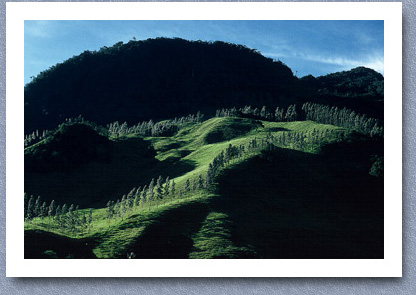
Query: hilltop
[[24, 38, 383, 133]]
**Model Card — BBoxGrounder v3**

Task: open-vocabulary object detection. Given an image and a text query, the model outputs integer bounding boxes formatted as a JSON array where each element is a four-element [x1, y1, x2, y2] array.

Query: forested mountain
[[24, 38, 383, 133], [300, 67, 384, 119]]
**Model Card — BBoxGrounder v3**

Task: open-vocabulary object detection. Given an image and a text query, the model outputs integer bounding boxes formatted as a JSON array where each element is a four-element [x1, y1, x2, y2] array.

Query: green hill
[[24, 116, 383, 259]]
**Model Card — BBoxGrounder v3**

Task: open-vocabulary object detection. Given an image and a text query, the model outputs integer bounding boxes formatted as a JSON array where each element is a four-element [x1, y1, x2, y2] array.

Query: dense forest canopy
[[24, 37, 383, 134]]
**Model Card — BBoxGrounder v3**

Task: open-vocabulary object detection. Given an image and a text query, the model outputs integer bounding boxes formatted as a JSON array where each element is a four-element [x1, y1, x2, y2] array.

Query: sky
[[24, 20, 384, 85]]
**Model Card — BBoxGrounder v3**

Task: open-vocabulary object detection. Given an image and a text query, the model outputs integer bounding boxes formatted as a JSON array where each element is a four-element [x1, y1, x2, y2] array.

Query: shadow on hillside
[[156, 158, 197, 179], [25, 135, 200, 208], [25, 230, 96, 259], [25, 137, 159, 208], [123, 200, 210, 259], [155, 140, 188, 152], [212, 145, 384, 259]]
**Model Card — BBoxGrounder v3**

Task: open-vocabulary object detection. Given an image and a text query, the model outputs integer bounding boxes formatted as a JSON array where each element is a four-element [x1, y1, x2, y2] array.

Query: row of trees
[[215, 104, 298, 122], [301, 102, 383, 137], [208, 130, 335, 173], [104, 172, 215, 226], [25, 124, 337, 233], [108, 112, 204, 138], [24, 115, 89, 147], [215, 103, 383, 137], [106, 121, 343, 224], [24, 129, 51, 147], [25, 194, 93, 233], [101, 125, 337, 226]]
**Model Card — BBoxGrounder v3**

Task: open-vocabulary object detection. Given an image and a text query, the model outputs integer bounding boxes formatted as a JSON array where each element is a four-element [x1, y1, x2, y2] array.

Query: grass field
[[24, 117, 383, 259]]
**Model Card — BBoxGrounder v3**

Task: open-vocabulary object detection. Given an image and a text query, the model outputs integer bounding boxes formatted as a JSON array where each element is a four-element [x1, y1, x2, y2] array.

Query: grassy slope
[[26, 117, 376, 259]]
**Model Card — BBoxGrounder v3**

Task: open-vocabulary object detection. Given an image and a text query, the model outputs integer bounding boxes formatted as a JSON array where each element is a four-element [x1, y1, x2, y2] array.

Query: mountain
[[24, 38, 296, 133], [24, 38, 383, 134]]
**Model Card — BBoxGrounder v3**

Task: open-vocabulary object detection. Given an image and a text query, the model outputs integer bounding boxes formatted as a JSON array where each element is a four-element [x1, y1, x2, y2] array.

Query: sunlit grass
[[25, 117, 346, 258]]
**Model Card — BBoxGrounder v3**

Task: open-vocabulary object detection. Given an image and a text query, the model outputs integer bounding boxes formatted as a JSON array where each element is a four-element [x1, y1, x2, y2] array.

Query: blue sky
[[24, 20, 383, 85]]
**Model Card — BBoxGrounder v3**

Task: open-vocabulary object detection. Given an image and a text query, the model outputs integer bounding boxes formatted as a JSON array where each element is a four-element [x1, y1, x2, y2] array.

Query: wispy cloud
[[262, 52, 291, 60], [297, 52, 384, 74]]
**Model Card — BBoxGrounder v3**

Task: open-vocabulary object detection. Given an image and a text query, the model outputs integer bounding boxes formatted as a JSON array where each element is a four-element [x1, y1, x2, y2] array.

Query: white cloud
[[262, 52, 290, 60], [298, 52, 384, 74]]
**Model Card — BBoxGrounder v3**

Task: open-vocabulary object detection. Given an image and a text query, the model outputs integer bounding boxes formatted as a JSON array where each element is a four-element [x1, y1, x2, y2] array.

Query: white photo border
[[6, 2, 402, 277]]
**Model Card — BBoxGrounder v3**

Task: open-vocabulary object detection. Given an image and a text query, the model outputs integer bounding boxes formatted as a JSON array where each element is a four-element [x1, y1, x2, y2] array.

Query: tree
[[61, 204, 68, 216], [147, 179, 155, 203], [277, 107, 285, 122], [26, 195, 35, 220], [140, 185, 147, 208], [74, 205, 80, 225], [155, 176, 163, 201], [34, 196, 41, 218], [170, 180, 176, 199], [67, 204, 75, 232], [289, 104, 298, 121], [127, 188, 135, 209], [55, 205, 61, 222], [48, 200, 56, 220], [40, 202, 47, 219], [134, 187, 141, 207], [164, 177, 170, 198], [120, 195, 126, 220], [204, 171, 212, 189], [260, 106, 267, 118], [184, 179, 190, 195]]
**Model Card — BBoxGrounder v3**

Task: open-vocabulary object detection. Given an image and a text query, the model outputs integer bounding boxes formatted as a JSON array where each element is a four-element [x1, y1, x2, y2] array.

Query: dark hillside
[[213, 139, 383, 258], [24, 37, 384, 133], [25, 122, 110, 172], [24, 123, 158, 207], [300, 67, 384, 119], [25, 230, 96, 259], [24, 38, 297, 133]]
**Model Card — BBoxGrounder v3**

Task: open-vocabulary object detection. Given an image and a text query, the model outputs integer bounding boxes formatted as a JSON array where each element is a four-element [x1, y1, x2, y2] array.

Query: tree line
[[24, 129, 51, 147], [24, 115, 93, 147], [301, 102, 383, 137], [26, 101, 381, 149], [216, 104, 298, 122], [104, 171, 215, 227], [215, 102, 383, 137], [24, 194, 93, 234], [108, 111, 204, 138]]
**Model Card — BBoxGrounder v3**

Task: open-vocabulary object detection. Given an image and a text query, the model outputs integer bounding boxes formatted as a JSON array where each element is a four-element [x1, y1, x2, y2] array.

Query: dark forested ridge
[[24, 38, 383, 133], [300, 67, 384, 119]]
